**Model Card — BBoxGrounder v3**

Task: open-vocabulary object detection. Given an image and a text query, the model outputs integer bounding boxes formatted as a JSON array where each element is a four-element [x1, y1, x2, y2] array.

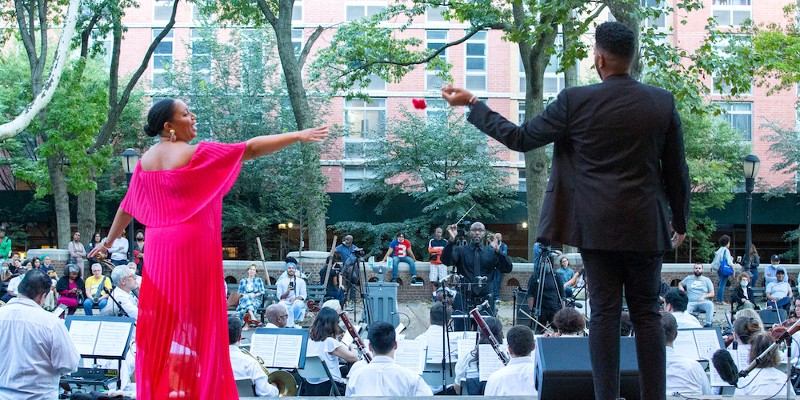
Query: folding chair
[[297, 356, 341, 396], [235, 378, 256, 397]]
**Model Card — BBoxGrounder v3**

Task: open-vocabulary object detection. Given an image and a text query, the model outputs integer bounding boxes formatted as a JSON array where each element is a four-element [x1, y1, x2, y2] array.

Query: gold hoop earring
[[169, 129, 177, 142]]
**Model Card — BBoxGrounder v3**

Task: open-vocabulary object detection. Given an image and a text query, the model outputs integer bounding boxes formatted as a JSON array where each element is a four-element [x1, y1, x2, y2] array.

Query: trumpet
[[240, 347, 297, 396]]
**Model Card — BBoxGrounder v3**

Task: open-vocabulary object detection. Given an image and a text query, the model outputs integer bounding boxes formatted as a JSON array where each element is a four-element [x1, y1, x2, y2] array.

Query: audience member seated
[[39, 255, 58, 281], [345, 321, 433, 396], [620, 312, 633, 336], [679, 264, 715, 327], [101, 265, 139, 319], [318, 257, 345, 306], [661, 313, 711, 396], [265, 304, 289, 328], [735, 332, 796, 397], [277, 257, 307, 328], [554, 256, 575, 298], [302, 308, 359, 396], [2, 258, 21, 282], [83, 263, 111, 316], [766, 268, 791, 312], [227, 315, 279, 397], [0, 269, 80, 398], [1, 260, 28, 303], [764, 254, 782, 286], [414, 302, 451, 362], [55, 264, 85, 316], [453, 316, 503, 395], [238, 264, 266, 330], [552, 307, 586, 336], [484, 325, 537, 396], [664, 288, 702, 329], [731, 272, 759, 312], [127, 262, 142, 289]]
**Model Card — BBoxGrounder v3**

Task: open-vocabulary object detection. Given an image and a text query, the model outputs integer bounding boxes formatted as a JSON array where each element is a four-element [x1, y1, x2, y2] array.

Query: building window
[[712, 0, 751, 27], [343, 167, 376, 192], [518, 101, 526, 124], [465, 31, 487, 91], [711, 38, 752, 96], [714, 101, 752, 140], [152, 29, 174, 89], [89, 30, 113, 65], [293, 0, 303, 21], [191, 29, 212, 88], [354, 73, 386, 92], [425, 98, 447, 123], [642, 0, 667, 30], [346, 2, 386, 21], [517, 169, 526, 192], [154, 0, 172, 21], [292, 29, 303, 57], [426, 30, 448, 90], [345, 99, 386, 139], [427, 6, 446, 22]]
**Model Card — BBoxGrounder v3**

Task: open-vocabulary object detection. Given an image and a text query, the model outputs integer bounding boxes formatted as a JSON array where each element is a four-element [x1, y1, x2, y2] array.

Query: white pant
[[281, 299, 306, 327]]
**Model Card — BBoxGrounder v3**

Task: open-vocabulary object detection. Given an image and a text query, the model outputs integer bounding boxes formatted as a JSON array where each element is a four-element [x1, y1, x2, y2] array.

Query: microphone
[[477, 300, 490, 311], [573, 302, 583, 309], [711, 349, 739, 386]]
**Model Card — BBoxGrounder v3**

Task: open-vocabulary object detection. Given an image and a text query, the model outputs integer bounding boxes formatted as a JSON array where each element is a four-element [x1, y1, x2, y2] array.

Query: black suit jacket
[[468, 74, 690, 251]]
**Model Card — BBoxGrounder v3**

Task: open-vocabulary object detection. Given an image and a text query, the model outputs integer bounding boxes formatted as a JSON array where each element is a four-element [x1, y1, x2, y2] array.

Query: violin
[[768, 317, 800, 342]]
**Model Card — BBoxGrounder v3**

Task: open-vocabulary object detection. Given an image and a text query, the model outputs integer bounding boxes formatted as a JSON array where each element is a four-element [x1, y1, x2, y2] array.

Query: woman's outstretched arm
[[242, 126, 328, 161]]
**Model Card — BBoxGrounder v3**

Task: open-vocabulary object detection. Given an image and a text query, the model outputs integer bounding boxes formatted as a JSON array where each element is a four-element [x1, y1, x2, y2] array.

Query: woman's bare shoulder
[[139, 143, 199, 171]]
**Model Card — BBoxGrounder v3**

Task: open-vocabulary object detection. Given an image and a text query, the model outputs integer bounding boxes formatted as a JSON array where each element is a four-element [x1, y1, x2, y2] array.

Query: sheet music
[[478, 344, 507, 381], [93, 321, 132, 357], [710, 349, 736, 387], [395, 340, 426, 375], [341, 331, 354, 348], [673, 330, 701, 360], [735, 344, 751, 370], [457, 339, 474, 360], [250, 333, 278, 366], [693, 329, 721, 360], [69, 320, 101, 356], [273, 335, 303, 368]]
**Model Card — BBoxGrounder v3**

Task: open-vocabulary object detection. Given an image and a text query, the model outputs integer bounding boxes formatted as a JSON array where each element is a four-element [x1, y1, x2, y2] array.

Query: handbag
[[719, 249, 734, 277]]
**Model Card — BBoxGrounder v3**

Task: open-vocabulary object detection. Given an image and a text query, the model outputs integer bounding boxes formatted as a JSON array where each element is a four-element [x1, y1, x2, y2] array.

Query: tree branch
[[298, 25, 324, 68], [256, 0, 278, 27]]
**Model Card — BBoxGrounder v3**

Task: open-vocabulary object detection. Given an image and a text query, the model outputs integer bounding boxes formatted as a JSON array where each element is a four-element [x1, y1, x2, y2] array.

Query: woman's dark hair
[[553, 307, 586, 335], [469, 316, 503, 367], [91, 233, 102, 244], [308, 307, 342, 341], [32, 258, 41, 267], [143, 98, 177, 137]]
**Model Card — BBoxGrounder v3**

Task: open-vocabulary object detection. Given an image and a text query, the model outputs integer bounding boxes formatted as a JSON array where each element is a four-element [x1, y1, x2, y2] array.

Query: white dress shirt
[[415, 325, 447, 362], [101, 287, 138, 319], [735, 367, 795, 397], [109, 237, 129, 262], [454, 353, 479, 389], [345, 355, 433, 396], [484, 356, 538, 396], [6, 274, 23, 296], [229, 345, 278, 397], [672, 311, 703, 329], [0, 297, 80, 400], [666, 346, 711, 396]]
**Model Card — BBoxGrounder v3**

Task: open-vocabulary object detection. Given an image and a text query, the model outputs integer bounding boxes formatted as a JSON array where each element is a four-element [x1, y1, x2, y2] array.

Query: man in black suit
[[442, 22, 690, 400]]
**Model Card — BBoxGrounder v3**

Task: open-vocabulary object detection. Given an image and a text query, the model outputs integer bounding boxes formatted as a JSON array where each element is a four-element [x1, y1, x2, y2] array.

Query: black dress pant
[[581, 249, 666, 400]]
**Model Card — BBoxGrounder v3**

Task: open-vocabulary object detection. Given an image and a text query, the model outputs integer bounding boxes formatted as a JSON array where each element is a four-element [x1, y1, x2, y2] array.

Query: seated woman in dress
[[454, 316, 504, 395], [302, 307, 359, 396], [55, 264, 85, 316], [237, 263, 266, 330], [735, 332, 795, 397]]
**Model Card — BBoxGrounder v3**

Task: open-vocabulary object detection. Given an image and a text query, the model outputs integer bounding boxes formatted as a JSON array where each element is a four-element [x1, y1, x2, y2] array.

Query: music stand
[[64, 315, 136, 390]]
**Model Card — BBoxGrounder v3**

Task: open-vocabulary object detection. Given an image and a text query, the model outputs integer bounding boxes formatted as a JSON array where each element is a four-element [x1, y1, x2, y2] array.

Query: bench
[[730, 286, 797, 315], [227, 283, 328, 323]]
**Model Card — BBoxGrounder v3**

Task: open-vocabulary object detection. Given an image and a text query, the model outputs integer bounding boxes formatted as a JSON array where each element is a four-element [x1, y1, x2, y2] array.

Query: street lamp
[[122, 148, 139, 261], [742, 154, 760, 271]]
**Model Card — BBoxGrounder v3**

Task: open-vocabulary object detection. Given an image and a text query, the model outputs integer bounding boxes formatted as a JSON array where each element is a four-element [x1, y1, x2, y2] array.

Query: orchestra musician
[[453, 316, 503, 395], [227, 315, 279, 397], [302, 308, 359, 396], [483, 325, 537, 396]]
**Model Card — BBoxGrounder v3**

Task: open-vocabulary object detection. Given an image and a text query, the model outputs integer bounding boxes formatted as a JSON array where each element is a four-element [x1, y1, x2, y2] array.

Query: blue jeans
[[687, 300, 714, 325], [83, 298, 108, 316], [750, 268, 759, 287], [768, 296, 791, 311], [492, 272, 503, 301], [716, 273, 730, 302], [391, 256, 416, 279]]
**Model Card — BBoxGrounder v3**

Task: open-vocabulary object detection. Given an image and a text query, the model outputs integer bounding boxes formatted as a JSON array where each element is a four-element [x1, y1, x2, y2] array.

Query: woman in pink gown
[[88, 99, 327, 399]]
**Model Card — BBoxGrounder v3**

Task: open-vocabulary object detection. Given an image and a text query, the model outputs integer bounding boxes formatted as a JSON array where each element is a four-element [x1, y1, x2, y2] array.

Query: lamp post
[[122, 148, 139, 261], [742, 154, 760, 272]]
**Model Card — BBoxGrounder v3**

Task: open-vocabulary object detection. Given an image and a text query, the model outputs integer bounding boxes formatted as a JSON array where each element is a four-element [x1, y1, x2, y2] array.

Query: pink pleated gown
[[120, 141, 245, 399]]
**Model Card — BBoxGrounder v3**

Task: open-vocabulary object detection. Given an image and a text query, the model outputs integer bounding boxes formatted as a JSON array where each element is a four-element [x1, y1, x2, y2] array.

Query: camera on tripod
[[352, 247, 366, 258]]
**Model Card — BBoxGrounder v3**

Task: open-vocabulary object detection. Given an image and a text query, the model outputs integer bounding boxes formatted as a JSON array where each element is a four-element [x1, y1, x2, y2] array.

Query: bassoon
[[469, 300, 509, 365], [339, 311, 372, 362]]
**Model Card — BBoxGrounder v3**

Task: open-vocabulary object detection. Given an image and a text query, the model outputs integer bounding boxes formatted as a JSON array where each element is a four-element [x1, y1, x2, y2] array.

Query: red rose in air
[[412, 98, 427, 110]]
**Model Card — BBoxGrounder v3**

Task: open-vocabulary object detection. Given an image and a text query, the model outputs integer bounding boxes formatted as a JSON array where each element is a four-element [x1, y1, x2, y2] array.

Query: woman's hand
[[87, 243, 107, 259], [296, 126, 328, 143]]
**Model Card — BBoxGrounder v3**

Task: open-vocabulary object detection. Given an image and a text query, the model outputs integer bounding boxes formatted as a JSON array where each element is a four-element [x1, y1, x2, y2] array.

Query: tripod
[[529, 243, 564, 333]]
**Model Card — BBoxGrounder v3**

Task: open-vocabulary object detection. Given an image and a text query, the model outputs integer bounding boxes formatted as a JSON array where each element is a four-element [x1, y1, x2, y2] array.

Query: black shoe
[[410, 276, 423, 286]]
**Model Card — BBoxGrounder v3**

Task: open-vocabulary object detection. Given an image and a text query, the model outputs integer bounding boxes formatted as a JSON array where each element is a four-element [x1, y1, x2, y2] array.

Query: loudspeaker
[[759, 309, 788, 327], [535, 336, 641, 400]]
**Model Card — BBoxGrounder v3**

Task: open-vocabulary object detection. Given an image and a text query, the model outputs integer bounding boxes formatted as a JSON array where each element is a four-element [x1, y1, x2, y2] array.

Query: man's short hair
[[595, 22, 636, 62], [18, 269, 51, 299], [665, 288, 688, 312], [553, 307, 586, 335], [228, 315, 243, 345], [368, 321, 396, 355], [111, 265, 130, 286], [719, 235, 731, 247], [429, 302, 450, 326], [661, 312, 678, 344], [506, 325, 534, 357]]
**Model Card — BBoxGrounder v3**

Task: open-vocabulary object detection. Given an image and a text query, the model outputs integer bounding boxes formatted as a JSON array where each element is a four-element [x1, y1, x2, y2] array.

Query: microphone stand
[[439, 300, 453, 392], [106, 285, 131, 320]]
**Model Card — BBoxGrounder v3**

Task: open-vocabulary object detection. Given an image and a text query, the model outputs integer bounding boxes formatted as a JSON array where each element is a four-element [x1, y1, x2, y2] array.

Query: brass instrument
[[240, 347, 297, 396], [339, 312, 372, 362], [470, 301, 509, 365]]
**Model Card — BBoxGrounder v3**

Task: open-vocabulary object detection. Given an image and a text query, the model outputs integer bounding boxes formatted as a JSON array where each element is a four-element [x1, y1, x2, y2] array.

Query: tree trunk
[[47, 155, 71, 248], [77, 189, 96, 239]]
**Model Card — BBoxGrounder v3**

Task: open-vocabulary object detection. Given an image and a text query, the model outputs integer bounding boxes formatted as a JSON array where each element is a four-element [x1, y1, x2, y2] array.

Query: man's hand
[[446, 224, 458, 241], [488, 235, 499, 251], [670, 224, 686, 249], [441, 85, 475, 107]]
